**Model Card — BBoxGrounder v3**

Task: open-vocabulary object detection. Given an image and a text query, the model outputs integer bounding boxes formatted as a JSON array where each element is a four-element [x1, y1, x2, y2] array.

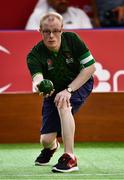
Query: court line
[[0, 173, 124, 177]]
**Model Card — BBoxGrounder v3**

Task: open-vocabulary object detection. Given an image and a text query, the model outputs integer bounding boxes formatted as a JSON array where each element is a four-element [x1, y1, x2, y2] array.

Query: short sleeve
[[27, 49, 43, 79], [71, 33, 95, 68]]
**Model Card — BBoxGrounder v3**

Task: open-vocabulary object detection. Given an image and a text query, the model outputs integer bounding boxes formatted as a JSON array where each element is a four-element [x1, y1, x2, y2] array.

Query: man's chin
[[47, 46, 57, 51]]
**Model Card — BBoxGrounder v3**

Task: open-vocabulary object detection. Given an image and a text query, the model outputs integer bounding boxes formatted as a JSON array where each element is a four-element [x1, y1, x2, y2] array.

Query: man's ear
[[61, 25, 63, 33]]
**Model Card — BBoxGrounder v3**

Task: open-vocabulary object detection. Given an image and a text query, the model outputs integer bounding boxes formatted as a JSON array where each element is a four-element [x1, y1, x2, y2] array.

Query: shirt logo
[[64, 53, 74, 64], [47, 59, 54, 70]]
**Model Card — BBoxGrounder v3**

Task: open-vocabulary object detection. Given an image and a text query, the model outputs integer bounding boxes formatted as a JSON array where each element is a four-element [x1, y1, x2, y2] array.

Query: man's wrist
[[66, 87, 73, 94]]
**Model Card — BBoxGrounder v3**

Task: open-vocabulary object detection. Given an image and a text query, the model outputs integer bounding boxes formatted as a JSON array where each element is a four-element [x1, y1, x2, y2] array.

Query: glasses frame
[[42, 29, 62, 36]]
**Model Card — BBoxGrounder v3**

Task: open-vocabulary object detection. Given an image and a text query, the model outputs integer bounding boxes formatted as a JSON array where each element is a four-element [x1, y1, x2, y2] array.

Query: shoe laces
[[58, 153, 72, 165], [37, 148, 55, 161]]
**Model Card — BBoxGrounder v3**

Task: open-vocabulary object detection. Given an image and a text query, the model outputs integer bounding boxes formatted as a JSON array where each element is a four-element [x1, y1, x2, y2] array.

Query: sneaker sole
[[52, 166, 79, 173], [35, 162, 49, 166]]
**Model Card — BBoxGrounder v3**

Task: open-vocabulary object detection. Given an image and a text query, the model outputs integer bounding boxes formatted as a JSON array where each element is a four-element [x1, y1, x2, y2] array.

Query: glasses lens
[[43, 29, 61, 35]]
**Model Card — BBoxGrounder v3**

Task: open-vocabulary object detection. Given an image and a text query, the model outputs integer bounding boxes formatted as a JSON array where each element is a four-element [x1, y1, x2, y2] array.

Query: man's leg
[[35, 132, 60, 165], [58, 106, 75, 155], [52, 101, 79, 172]]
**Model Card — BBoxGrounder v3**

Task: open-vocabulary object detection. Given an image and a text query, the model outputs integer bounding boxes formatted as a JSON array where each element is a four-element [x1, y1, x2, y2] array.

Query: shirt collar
[[61, 33, 71, 53]]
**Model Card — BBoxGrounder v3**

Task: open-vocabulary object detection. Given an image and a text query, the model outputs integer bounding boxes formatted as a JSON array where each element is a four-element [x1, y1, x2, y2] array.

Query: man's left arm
[[54, 64, 96, 108], [68, 64, 96, 92]]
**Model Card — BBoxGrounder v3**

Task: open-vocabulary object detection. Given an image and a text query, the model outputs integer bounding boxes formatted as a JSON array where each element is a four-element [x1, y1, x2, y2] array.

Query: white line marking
[[0, 173, 124, 177]]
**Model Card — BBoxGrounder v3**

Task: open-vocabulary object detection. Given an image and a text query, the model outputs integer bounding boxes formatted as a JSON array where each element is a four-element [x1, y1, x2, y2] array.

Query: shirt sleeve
[[71, 32, 95, 68], [27, 49, 43, 79]]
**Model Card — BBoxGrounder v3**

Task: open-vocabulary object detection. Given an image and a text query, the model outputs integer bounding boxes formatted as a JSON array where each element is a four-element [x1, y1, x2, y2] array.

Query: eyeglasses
[[42, 29, 62, 36]]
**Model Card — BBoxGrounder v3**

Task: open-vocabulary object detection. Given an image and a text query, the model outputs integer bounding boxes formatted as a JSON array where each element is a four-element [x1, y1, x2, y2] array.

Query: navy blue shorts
[[40, 77, 94, 137]]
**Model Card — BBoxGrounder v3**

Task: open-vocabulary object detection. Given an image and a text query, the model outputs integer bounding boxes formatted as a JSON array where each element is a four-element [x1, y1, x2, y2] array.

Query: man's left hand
[[54, 89, 71, 108]]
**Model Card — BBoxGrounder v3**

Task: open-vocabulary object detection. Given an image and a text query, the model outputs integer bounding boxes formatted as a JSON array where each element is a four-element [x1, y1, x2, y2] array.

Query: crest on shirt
[[64, 52, 74, 64], [47, 59, 54, 70]]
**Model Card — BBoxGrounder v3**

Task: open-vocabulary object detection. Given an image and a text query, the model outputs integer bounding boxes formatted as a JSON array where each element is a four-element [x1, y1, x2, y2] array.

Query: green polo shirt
[[27, 32, 95, 92]]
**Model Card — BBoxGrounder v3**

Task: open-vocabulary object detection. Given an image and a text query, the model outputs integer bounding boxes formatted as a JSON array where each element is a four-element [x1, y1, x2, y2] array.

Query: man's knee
[[40, 133, 57, 146], [40, 135, 50, 144]]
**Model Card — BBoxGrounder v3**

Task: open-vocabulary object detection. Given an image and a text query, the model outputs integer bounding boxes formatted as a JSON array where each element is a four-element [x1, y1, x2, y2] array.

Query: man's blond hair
[[40, 12, 63, 29]]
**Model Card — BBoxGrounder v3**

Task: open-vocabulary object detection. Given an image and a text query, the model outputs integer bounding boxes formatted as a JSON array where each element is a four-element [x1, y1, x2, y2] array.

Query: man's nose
[[49, 32, 54, 37]]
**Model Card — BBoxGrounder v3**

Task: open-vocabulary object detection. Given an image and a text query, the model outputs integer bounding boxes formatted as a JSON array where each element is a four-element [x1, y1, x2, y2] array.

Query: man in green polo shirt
[[27, 12, 96, 173]]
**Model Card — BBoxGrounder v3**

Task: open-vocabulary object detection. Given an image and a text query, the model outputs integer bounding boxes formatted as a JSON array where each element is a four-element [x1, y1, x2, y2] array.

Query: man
[[25, 0, 93, 29], [27, 12, 96, 173]]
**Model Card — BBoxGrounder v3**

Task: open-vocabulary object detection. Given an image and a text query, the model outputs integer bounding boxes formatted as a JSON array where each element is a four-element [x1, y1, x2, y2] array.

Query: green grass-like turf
[[0, 143, 124, 180]]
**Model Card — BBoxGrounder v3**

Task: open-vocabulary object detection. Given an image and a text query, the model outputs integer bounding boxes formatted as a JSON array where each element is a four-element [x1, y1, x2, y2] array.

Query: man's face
[[47, 0, 69, 14], [40, 16, 62, 52]]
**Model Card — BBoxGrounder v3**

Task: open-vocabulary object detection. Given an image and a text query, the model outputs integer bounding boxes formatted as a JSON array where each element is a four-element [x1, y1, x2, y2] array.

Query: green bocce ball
[[37, 79, 54, 94]]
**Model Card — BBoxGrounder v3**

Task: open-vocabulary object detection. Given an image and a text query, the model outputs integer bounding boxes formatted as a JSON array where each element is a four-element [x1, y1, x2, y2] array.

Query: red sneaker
[[52, 153, 79, 172]]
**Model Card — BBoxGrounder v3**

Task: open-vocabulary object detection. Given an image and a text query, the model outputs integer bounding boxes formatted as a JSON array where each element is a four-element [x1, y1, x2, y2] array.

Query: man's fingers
[[39, 92, 43, 96], [67, 98, 71, 107], [57, 97, 68, 109], [50, 89, 55, 96], [39, 89, 55, 97]]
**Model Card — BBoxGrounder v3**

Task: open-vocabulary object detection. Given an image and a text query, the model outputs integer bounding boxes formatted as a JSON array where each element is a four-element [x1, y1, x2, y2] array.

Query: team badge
[[47, 59, 54, 70], [64, 52, 74, 64]]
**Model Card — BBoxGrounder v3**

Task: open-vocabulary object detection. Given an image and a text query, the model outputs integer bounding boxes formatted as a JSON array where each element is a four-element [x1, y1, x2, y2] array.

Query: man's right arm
[[27, 50, 44, 92]]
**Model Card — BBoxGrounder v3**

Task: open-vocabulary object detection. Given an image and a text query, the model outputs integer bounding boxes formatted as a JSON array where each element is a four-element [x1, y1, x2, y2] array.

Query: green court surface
[[0, 143, 124, 180]]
